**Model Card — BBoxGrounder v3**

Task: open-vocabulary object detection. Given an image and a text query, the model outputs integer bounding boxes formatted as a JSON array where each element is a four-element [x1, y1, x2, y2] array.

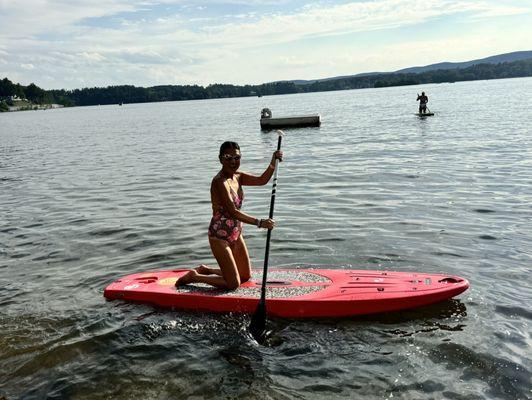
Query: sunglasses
[[221, 154, 241, 161]]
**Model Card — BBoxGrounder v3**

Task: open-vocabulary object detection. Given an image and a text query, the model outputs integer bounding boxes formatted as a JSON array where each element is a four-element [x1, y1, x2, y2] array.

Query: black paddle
[[249, 130, 283, 343]]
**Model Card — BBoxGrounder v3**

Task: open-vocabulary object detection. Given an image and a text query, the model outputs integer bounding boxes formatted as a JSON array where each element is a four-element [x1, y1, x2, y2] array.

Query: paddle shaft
[[259, 134, 282, 300], [249, 133, 283, 342]]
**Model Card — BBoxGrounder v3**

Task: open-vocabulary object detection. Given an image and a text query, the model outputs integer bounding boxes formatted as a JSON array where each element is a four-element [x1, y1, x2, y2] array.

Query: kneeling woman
[[175, 141, 283, 289]]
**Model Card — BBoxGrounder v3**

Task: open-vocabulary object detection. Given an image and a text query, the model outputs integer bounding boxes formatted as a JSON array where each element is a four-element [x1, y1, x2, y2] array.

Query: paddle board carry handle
[[249, 130, 283, 343]]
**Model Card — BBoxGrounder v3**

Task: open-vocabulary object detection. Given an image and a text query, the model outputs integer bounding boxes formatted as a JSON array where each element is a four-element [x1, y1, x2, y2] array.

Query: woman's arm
[[240, 150, 282, 186], [213, 178, 273, 228]]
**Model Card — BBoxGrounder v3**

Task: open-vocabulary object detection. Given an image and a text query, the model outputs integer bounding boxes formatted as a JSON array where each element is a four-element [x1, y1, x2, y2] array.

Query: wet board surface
[[104, 268, 469, 318], [415, 113, 435, 116]]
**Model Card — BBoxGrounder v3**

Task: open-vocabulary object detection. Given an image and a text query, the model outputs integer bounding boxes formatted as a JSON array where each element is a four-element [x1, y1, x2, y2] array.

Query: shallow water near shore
[[1, 77, 531, 399]]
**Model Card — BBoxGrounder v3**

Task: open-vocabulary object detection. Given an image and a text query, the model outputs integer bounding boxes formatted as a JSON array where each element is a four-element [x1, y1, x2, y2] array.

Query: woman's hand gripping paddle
[[249, 130, 283, 343]]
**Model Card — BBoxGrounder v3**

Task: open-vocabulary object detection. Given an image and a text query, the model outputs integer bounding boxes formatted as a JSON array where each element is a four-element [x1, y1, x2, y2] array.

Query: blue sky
[[1, 0, 531, 89]]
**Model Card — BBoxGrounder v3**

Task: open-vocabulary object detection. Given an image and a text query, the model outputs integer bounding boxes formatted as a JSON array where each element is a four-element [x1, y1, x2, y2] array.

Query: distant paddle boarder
[[416, 92, 429, 114], [175, 140, 283, 290]]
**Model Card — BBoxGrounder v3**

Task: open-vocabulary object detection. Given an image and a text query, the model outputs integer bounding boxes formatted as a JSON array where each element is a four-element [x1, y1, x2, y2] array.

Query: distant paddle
[[249, 130, 283, 343]]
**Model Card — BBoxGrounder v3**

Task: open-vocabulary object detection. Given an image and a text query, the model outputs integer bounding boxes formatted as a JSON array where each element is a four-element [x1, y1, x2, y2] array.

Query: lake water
[[1, 77, 531, 399]]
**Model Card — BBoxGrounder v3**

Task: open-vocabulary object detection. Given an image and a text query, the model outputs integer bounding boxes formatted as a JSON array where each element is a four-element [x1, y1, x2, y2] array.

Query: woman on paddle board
[[175, 140, 283, 289]]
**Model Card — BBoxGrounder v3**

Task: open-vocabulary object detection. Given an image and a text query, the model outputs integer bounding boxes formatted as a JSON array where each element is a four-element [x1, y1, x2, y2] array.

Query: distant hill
[[395, 50, 532, 74], [291, 50, 532, 85], [291, 71, 385, 85]]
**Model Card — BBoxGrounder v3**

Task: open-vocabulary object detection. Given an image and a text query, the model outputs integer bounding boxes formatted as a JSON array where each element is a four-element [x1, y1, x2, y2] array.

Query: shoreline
[[0, 103, 64, 112]]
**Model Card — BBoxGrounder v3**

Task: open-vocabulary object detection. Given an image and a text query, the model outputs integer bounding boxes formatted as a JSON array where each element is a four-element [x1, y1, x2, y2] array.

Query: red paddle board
[[104, 268, 469, 318]]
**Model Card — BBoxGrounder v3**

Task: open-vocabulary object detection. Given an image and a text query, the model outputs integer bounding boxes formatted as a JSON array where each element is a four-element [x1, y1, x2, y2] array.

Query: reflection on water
[[1, 77, 531, 399]]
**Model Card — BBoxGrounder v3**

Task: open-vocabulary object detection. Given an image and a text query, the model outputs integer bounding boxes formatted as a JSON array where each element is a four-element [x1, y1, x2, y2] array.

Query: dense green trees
[[24, 83, 53, 103], [1, 58, 531, 110], [0, 77, 25, 99]]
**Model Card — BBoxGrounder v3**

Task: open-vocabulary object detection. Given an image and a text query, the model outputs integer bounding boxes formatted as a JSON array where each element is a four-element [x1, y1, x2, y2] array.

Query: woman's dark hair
[[219, 141, 240, 156]]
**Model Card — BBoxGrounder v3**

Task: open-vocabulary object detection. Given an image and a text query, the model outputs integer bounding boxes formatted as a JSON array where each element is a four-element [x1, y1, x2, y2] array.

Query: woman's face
[[220, 149, 241, 172]]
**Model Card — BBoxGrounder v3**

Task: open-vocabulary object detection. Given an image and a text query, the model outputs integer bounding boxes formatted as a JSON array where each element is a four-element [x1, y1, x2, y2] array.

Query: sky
[[1, 0, 531, 89]]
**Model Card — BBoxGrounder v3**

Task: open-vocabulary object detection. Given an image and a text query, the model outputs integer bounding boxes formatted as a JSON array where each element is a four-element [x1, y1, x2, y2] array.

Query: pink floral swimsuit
[[208, 185, 243, 244]]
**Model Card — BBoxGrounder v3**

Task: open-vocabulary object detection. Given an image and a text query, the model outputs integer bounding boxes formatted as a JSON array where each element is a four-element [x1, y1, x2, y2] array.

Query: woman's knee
[[225, 275, 241, 290], [239, 271, 251, 283]]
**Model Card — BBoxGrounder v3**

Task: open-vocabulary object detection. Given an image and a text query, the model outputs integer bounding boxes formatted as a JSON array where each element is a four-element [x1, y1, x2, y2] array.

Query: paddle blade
[[249, 299, 267, 343]]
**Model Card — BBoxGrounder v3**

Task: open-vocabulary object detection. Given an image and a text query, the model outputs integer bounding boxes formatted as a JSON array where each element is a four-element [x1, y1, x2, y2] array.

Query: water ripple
[[1, 78, 531, 399]]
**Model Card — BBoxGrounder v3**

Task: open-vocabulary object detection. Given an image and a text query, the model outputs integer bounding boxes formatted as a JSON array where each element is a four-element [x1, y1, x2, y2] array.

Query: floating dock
[[260, 108, 320, 129]]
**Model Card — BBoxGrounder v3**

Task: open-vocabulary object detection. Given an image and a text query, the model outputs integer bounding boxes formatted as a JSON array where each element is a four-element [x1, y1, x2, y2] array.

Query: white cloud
[[0, 1, 137, 37], [199, 0, 530, 48], [380, 34, 531, 70], [280, 56, 316, 68], [0, 0, 530, 88], [79, 52, 106, 62]]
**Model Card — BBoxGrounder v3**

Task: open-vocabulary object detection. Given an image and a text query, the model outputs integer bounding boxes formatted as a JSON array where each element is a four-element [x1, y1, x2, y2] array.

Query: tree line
[[0, 78, 55, 110], [2, 58, 531, 110]]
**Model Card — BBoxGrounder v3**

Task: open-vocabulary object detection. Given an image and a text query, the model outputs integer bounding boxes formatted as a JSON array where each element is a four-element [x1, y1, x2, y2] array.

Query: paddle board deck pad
[[104, 269, 469, 318], [416, 113, 435, 116]]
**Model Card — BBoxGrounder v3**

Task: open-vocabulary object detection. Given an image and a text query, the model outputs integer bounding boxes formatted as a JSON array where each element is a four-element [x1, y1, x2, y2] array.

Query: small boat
[[260, 108, 320, 129]]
